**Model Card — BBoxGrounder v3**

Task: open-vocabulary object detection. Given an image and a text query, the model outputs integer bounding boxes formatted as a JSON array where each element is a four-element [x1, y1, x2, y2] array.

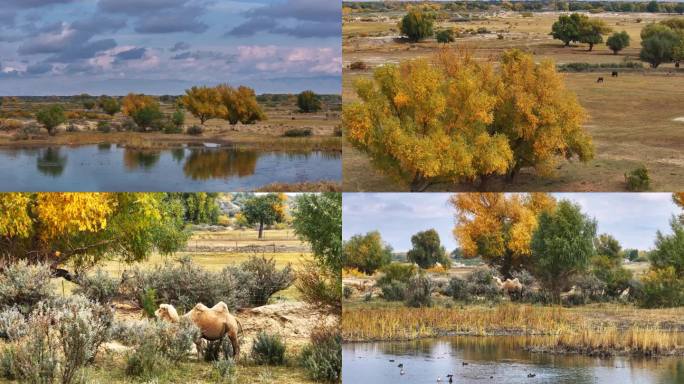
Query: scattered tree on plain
[[98, 96, 120, 116], [36, 105, 66, 136], [578, 18, 611, 51], [606, 31, 630, 54], [343, 231, 393, 274], [530, 200, 597, 301], [297, 90, 322, 113], [343, 48, 592, 191], [399, 7, 435, 42], [451, 193, 556, 277], [216, 84, 265, 126], [181, 86, 224, 125], [551, 13, 583, 46], [639, 20, 684, 68], [241, 193, 287, 239], [122, 93, 162, 128], [406, 229, 450, 269]]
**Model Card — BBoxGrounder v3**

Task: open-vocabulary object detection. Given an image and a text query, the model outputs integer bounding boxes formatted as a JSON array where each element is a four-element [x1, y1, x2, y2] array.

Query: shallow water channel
[[0, 143, 341, 191], [343, 336, 684, 384]]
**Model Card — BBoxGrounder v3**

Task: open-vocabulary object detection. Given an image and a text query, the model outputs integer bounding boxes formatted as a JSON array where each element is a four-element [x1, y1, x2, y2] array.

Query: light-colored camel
[[492, 277, 523, 296], [155, 302, 241, 360]]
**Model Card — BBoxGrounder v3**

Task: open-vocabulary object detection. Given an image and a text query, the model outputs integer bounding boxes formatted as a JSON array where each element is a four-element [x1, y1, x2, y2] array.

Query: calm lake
[[0, 144, 341, 191], [343, 337, 684, 384]]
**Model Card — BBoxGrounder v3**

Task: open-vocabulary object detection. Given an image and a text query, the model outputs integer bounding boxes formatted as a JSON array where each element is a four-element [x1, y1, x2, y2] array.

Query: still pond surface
[[0, 144, 341, 191], [343, 337, 684, 384]]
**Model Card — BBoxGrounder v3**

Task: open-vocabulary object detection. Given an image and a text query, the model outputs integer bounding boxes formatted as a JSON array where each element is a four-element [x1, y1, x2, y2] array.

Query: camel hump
[[193, 303, 210, 312], [211, 302, 229, 313]]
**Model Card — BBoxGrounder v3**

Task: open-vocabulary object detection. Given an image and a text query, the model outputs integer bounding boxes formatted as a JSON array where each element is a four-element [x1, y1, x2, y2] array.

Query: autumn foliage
[[343, 48, 593, 191], [450, 193, 556, 277], [181, 84, 265, 126]]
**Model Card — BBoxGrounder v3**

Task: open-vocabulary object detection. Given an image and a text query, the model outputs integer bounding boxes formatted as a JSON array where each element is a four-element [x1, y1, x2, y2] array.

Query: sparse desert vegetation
[[343, 1, 684, 191], [0, 192, 342, 384]]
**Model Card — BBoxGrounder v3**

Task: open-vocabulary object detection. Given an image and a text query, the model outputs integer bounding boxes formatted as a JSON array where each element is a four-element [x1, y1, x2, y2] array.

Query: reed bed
[[342, 304, 573, 341]]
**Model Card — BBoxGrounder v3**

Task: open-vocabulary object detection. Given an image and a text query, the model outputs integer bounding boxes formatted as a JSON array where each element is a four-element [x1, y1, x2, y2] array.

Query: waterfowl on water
[[397, 363, 403, 368], [400, 369, 405, 375], [446, 373, 454, 383], [437, 376, 442, 383], [462, 361, 469, 366], [389, 359, 395, 362], [527, 373, 536, 378]]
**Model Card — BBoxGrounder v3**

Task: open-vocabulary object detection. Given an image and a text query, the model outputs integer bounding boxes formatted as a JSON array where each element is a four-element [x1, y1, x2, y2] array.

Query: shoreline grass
[[342, 304, 684, 356]]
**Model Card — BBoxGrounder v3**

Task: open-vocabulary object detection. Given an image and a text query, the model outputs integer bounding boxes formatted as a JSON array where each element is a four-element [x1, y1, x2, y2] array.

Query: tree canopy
[[291, 193, 342, 273], [406, 229, 450, 269], [35, 105, 66, 136], [0, 193, 188, 280], [343, 231, 393, 274], [451, 193, 556, 277], [606, 31, 630, 54], [399, 7, 435, 42], [343, 48, 592, 191], [181, 86, 224, 125], [241, 193, 287, 239], [297, 90, 322, 113], [640, 20, 684, 68], [550, 13, 611, 50], [530, 200, 597, 300]]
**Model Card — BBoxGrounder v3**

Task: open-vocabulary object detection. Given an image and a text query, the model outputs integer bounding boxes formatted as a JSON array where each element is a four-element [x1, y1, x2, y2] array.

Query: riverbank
[[0, 131, 342, 153], [342, 303, 684, 356]]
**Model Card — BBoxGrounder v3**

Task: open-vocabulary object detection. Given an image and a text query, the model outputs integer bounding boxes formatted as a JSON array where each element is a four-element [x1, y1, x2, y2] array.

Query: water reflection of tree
[[36, 147, 67, 177], [123, 150, 160, 170], [97, 143, 112, 151], [171, 148, 185, 163], [183, 149, 258, 180]]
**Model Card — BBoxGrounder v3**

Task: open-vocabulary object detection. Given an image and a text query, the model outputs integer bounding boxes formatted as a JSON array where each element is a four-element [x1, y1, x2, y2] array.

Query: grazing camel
[[611, 71, 618, 77], [492, 277, 523, 297], [596, 77, 604, 83], [156, 302, 242, 360]]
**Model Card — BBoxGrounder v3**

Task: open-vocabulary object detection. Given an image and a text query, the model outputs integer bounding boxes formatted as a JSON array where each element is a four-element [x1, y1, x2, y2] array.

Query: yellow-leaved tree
[[450, 192, 556, 277], [343, 48, 593, 191], [121, 93, 159, 116], [181, 86, 226, 125], [0, 193, 188, 282]]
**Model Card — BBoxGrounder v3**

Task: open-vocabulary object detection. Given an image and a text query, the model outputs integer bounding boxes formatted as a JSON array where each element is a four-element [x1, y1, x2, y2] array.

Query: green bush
[[99, 97, 120, 116], [74, 268, 121, 304], [404, 274, 433, 307], [343, 286, 352, 299], [225, 255, 294, 307], [299, 326, 341, 383], [36, 105, 66, 136], [349, 61, 368, 70], [436, 29, 455, 43], [131, 105, 163, 129], [639, 267, 684, 308], [446, 276, 470, 301], [0, 261, 53, 314], [399, 8, 434, 42], [0, 307, 26, 341], [380, 280, 407, 301], [625, 165, 650, 191], [140, 288, 158, 318], [212, 359, 236, 382], [297, 91, 322, 113], [295, 261, 341, 313], [97, 120, 111, 133], [282, 128, 313, 137], [377, 263, 417, 286], [251, 332, 286, 365], [186, 124, 204, 135], [125, 338, 170, 379]]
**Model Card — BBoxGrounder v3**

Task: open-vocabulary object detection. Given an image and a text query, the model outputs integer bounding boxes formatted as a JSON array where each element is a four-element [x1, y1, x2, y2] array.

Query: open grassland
[[343, 10, 684, 191]]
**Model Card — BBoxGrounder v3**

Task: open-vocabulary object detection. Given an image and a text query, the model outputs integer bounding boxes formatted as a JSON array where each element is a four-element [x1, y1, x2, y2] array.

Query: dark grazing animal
[[611, 71, 618, 77], [597, 77, 604, 83]]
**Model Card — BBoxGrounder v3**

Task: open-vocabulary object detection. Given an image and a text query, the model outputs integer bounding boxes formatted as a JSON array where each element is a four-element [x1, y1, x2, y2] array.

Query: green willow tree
[[343, 231, 393, 274], [241, 194, 287, 239]]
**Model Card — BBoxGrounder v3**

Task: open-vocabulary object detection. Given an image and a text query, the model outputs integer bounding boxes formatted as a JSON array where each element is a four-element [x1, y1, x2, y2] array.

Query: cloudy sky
[[343, 193, 681, 252], [0, 0, 341, 96]]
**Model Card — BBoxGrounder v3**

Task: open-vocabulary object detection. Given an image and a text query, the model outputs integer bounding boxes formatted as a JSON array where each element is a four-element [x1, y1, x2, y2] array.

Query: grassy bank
[[342, 303, 684, 356]]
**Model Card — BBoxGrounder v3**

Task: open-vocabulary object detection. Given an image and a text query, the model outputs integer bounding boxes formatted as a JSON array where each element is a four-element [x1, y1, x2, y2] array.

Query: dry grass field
[[342, 10, 684, 191]]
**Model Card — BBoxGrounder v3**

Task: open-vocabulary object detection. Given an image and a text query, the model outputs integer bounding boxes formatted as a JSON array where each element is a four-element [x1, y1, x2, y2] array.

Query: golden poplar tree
[[181, 86, 225, 125], [343, 48, 593, 191], [450, 192, 556, 277]]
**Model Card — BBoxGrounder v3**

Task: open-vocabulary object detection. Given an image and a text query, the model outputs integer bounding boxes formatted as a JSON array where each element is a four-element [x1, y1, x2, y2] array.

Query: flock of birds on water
[[388, 359, 537, 382]]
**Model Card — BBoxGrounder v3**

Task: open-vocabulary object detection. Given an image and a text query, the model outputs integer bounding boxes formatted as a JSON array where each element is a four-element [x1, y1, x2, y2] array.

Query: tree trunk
[[410, 173, 431, 192], [564, 41, 570, 47], [507, 164, 522, 182], [258, 221, 264, 239], [588, 43, 594, 51], [478, 174, 492, 192]]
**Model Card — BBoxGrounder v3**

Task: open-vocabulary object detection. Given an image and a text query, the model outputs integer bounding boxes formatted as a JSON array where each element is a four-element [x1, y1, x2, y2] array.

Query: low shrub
[[380, 280, 407, 301], [282, 128, 312, 137], [295, 260, 341, 313], [299, 325, 341, 383], [404, 274, 433, 307], [225, 255, 294, 307], [2, 295, 112, 384], [376, 263, 417, 286], [557, 61, 644, 72], [120, 118, 139, 132], [563, 274, 607, 305], [465, 267, 500, 299], [74, 268, 121, 304], [186, 125, 204, 135], [97, 121, 111, 133], [203, 337, 234, 362], [0, 261, 53, 314], [251, 332, 286, 365], [348, 61, 368, 70], [639, 267, 684, 308], [343, 286, 353, 299], [121, 256, 237, 313], [125, 338, 170, 380], [212, 358, 236, 382], [446, 276, 470, 301], [14, 123, 42, 140], [162, 119, 183, 134], [0, 307, 26, 341], [625, 166, 650, 191]]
